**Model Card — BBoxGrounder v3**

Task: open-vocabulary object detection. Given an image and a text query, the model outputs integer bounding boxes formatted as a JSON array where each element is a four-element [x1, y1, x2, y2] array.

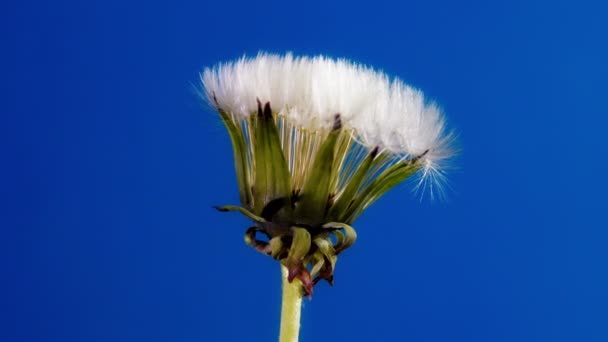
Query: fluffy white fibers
[[202, 52, 455, 187]]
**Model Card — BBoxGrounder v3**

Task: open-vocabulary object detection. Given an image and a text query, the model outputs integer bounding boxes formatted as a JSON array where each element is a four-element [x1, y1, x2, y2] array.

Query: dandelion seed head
[[202, 52, 455, 187], [208, 53, 459, 294]]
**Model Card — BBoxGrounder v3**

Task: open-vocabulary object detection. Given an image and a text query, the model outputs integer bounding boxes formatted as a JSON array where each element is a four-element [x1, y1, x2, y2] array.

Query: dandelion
[[202, 53, 455, 342]]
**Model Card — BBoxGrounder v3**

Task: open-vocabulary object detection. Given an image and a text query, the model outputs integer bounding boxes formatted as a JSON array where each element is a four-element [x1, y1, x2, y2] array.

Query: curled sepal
[[283, 227, 313, 297], [322, 222, 357, 254], [309, 252, 325, 281], [312, 237, 337, 286], [244, 226, 271, 255], [331, 229, 346, 251], [214, 205, 266, 223], [268, 236, 286, 259]]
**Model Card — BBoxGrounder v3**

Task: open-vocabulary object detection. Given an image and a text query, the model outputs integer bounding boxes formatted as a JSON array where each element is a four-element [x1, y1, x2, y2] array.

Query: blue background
[[3, 0, 607, 341]]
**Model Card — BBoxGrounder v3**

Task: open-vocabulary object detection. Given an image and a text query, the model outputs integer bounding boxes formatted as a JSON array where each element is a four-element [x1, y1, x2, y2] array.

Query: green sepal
[[251, 101, 292, 216], [214, 205, 266, 223], [285, 227, 311, 268], [341, 160, 419, 223], [294, 115, 342, 225], [218, 110, 253, 209], [327, 146, 379, 221]]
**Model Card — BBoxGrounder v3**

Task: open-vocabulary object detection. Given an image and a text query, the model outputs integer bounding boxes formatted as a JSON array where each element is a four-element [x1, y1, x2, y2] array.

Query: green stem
[[279, 265, 303, 342]]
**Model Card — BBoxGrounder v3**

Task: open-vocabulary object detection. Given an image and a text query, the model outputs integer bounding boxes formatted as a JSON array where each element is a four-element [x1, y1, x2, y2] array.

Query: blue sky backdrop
[[2, 0, 608, 341]]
